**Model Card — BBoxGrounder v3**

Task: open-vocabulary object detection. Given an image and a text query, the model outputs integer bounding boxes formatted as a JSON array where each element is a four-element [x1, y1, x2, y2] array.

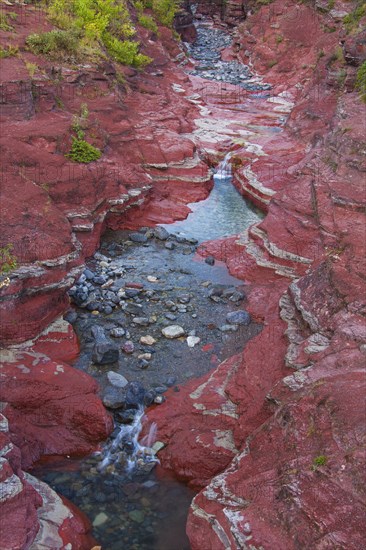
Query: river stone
[[154, 226, 170, 240], [140, 335, 156, 345], [132, 317, 150, 326], [110, 327, 126, 338], [162, 325, 185, 339], [226, 310, 251, 325], [129, 510, 145, 523], [125, 381, 145, 408], [102, 387, 125, 409], [129, 232, 148, 243], [93, 512, 108, 527], [205, 256, 215, 266], [122, 341, 134, 354], [107, 371, 128, 388], [91, 326, 119, 364], [187, 336, 201, 348]]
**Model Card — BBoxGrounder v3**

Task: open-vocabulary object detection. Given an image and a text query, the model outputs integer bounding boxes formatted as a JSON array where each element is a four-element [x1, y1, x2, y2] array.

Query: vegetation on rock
[[356, 61, 366, 103], [67, 137, 102, 162]]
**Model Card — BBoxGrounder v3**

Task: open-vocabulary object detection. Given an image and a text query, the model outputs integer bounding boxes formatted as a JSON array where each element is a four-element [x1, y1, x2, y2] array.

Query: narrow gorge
[[0, 0, 365, 549]]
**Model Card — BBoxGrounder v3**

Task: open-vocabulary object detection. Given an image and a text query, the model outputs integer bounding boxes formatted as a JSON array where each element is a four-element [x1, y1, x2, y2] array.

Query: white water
[[97, 407, 159, 474], [214, 152, 232, 180]]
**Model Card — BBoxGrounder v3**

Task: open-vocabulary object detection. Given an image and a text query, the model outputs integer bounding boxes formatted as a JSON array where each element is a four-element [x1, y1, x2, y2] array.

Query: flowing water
[[32, 17, 276, 550]]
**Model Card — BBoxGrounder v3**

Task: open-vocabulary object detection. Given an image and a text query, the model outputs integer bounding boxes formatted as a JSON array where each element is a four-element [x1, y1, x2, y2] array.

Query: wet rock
[[129, 233, 148, 243], [226, 310, 251, 325], [110, 327, 126, 338], [91, 326, 119, 365], [107, 371, 128, 388], [122, 341, 135, 354], [165, 241, 175, 250], [132, 317, 150, 326], [154, 226, 170, 240], [165, 376, 177, 387], [205, 256, 215, 266], [64, 310, 78, 324], [125, 382, 145, 408], [187, 336, 201, 348], [162, 325, 185, 339], [102, 387, 125, 409], [140, 335, 156, 346]]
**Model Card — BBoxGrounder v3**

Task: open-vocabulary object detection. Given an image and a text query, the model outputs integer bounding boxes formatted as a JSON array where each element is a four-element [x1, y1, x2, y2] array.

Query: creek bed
[[32, 16, 272, 550]]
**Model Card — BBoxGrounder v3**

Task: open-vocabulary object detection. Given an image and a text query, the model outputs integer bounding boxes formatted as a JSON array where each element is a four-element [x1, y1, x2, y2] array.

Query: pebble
[[110, 327, 126, 338], [220, 324, 239, 332], [165, 312, 177, 321], [140, 335, 156, 346], [138, 353, 152, 360], [161, 325, 185, 339], [93, 512, 108, 527], [129, 233, 148, 243], [128, 510, 145, 523], [154, 395, 165, 404], [154, 226, 170, 240], [165, 241, 175, 250], [132, 317, 150, 326], [226, 310, 251, 325], [147, 276, 158, 282], [107, 371, 128, 388], [122, 341, 135, 354], [205, 256, 215, 265], [187, 336, 201, 348]]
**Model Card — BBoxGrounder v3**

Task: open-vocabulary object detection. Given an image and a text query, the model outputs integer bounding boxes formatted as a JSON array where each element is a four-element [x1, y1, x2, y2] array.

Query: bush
[[0, 44, 18, 58], [152, 0, 178, 27], [0, 10, 17, 31], [103, 33, 151, 67], [26, 29, 80, 59], [0, 244, 17, 275], [138, 13, 158, 33], [343, 3, 366, 33], [67, 137, 102, 163], [356, 61, 366, 103]]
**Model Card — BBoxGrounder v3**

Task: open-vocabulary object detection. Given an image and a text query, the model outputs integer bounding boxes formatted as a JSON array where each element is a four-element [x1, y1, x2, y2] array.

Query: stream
[[32, 16, 278, 550]]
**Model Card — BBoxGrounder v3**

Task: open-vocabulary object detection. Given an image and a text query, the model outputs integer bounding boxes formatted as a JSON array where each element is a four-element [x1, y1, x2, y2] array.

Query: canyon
[[0, 0, 365, 548]]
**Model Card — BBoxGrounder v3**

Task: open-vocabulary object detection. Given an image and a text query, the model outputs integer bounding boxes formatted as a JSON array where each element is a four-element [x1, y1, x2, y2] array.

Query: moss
[[312, 455, 328, 470], [67, 137, 102, 163], [355, 61, 366, 103]]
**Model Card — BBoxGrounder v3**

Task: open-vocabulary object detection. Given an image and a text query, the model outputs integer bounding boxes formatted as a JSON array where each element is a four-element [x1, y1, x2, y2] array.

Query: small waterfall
[[97, 407, 159, 474], [214, 152, 232, 180]]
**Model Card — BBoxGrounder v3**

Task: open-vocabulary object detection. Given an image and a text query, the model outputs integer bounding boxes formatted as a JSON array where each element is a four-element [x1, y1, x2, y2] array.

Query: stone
[[161, 325, 185, 339], [107, 371, 128, 388], [187, 336, 201, 348], [128, 510, 145, 523], [122, 341, 134, 354], [205, 256, 215, 265], [177, 293, 191, 304], [110, 327, 126, 338], [147, 276, 158, 282], [219, 324, 239, 332], [165, 241, 175, 250], [138, 353, 152, 360], [91, 326, 119, 365], [128, 233, 148, 243], [165, 313, 177, 321], [101, 388, 125, 409], [140, 335, 156, 346], [93, 512, 108, 527], [154, 226, 170, 240], [132, 317, 150, 326], [226, 310, 251, 325], [125, 382, 145, 409]]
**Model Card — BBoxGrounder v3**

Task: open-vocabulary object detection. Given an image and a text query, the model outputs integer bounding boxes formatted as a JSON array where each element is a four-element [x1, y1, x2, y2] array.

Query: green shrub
[[0, 44, 18, 58], [26, 29, 80, 59], [0, 244, 17, 275], [343, 3, 366, 32], [152, 0, 178, 27], [312, 455, 328, 470], [356, 61, 366, 103], [0, 10, 17, 31], [138, 13, 158, 33], [67, 137, 102, 163], [103, 33, 151, 67]]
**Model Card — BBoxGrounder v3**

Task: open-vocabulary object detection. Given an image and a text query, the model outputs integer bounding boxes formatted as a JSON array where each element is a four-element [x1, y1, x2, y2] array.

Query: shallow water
[[160, 171, 263, 243]]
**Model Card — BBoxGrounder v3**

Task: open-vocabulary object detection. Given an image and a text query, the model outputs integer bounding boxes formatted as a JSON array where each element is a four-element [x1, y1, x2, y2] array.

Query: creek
[[32, 16, 278, 550]]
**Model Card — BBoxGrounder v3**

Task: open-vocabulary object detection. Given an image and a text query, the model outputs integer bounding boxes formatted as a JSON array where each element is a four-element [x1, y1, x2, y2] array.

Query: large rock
[[91, 326, 119, 365]]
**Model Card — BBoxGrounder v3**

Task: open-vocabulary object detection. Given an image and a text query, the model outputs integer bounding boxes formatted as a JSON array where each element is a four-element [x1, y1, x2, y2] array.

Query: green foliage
[[103, 32, 151, 66], [312, 455, 328, 470], [275, 34, 283, 44], [138, 13, 158, 33], [355, 61, 366, 103], [343, 2, 366, 32], [0, 44, 18, 58], [35, 0, 152, 67], [152, 0, 178, 27], [0, 244, 17, 275], [67, 137, 102, 163], [0, 10, 17, 31], [26, 29, 80, 59], [25, 61, 38, 77]]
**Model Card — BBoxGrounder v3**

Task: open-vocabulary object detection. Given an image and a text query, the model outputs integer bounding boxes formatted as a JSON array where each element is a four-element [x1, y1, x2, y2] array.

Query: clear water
[[160, 168, 263, 243]]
